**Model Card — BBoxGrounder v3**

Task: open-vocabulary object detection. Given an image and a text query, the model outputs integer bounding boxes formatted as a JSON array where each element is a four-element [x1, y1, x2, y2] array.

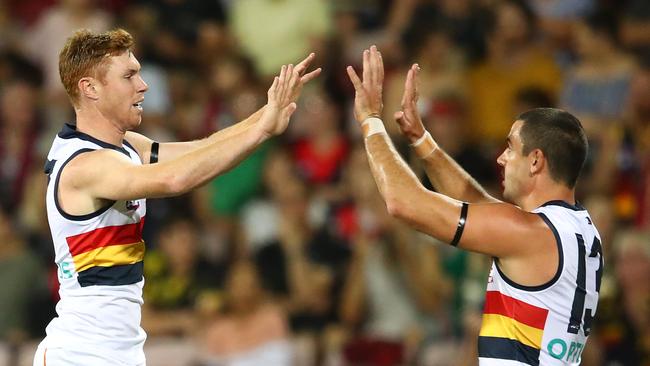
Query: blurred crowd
[[0, 0, 649, 365]]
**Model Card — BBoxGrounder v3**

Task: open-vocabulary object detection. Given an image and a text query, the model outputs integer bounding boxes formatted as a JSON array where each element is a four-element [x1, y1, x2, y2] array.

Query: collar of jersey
[[58, 123, 130, 157], [541, 200, 586, 211]]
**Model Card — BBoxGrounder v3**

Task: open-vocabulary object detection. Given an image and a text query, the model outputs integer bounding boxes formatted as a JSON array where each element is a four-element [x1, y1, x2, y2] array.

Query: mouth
[[132, 100, 143, 111]]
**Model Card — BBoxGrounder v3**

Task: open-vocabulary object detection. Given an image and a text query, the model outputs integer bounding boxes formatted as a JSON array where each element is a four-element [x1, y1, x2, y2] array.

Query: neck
[[75, 107, 126, 146], [517, 181, 576, 212]]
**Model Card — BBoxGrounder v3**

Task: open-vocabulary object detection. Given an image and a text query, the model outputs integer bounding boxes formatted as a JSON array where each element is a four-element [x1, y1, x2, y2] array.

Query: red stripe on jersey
[[483, 291, 549, 330], [66, 218, 145, 256]]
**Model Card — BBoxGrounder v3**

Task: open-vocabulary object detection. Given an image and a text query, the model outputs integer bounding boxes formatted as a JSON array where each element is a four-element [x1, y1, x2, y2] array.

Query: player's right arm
[[394, 64, 498, 204], [59, 64, 302, 207]]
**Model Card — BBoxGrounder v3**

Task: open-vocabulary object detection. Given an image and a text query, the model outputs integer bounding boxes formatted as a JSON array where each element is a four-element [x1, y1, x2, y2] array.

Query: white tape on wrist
[[362, 117, 387, 137], [410, 131, 438, 158]]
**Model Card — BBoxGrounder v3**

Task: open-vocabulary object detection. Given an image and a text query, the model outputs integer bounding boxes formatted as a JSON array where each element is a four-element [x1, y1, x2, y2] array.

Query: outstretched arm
[[61, 63, 311, 210], [394, 64, 498, 203], [126, 53, 322, 163], [346, 46, 553, 261], [125, 106, 265, 164]]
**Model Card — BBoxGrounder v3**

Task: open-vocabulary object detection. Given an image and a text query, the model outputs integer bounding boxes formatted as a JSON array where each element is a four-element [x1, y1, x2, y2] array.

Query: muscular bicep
[[458, 202, 553, 258], [397, 188, 552, 259], [63, 149, 177, 201]]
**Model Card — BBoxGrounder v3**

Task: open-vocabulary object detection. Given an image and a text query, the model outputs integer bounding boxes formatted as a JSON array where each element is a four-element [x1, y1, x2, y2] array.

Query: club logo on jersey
[[126, 200, 140, 211]]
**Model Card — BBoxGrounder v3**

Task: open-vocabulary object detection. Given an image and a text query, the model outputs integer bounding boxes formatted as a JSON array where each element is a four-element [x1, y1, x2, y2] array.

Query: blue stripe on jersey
[[77, 261, 143, 287], [478, 336, 540, 366]]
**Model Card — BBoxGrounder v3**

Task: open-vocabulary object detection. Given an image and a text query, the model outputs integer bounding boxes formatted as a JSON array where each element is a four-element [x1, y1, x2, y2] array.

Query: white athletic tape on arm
[[410, 131, 438, 158], [362, 117, 387, 138]]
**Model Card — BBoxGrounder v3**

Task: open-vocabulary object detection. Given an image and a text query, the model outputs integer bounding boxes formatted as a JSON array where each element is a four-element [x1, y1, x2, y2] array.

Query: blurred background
[[0, 0, 649, 365]]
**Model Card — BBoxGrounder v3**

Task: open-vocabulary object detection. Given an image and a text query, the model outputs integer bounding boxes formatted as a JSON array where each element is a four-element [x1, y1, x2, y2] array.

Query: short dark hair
[[517, 108, 588, 188]]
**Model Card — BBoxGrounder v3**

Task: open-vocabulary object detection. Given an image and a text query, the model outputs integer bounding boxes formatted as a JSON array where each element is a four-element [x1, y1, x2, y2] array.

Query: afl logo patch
[[126, 200, 140, 211]]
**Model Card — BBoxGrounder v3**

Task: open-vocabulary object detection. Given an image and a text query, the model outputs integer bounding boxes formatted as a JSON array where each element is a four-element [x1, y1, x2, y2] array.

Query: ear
[[78, 77, 100, 101], [529, 149, 545, 176]]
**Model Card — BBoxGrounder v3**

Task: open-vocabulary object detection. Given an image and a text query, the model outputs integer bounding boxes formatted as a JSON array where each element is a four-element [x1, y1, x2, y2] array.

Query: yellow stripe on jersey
[[72, 241, 145, 272], [479, 313, 544, 349]]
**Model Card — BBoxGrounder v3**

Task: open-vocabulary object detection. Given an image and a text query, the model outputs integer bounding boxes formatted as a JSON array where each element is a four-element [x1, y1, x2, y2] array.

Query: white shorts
[[33, 339, 146, 366]]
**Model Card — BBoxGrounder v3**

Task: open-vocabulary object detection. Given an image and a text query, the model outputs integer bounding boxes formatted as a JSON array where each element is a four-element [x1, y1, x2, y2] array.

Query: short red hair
[[59, 28, 134, 105]]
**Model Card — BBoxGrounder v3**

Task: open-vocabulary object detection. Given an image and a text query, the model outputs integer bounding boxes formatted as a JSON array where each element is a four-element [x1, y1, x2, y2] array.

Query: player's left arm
[[125, 53, 321, 164], [363, 131, 551, 258], [347, 46, 552, 259], [124, 107, 264, 163]]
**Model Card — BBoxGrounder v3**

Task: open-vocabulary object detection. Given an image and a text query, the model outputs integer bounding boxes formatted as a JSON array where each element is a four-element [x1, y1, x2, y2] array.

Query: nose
[[497, 150, 506, 166], [137, 75, 149, 93]]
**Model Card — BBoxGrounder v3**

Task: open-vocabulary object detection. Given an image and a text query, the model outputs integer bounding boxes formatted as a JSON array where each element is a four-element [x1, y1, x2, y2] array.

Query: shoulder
[[60, 149, 133, 187], [460, 202, 555, 258], [66, 148, 132, 169]]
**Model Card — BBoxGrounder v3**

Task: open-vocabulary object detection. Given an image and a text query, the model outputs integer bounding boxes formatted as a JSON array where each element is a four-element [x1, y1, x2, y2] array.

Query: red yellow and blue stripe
[[66, 219, 145, 286], [478, 291, 549, 366]]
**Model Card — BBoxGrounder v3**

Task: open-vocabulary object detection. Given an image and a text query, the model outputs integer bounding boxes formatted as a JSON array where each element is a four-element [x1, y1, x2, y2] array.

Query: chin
[[502, 189, 514, 204], [127, 117, 142, 131]]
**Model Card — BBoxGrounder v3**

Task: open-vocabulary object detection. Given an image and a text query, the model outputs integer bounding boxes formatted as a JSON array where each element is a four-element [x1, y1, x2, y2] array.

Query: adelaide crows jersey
[[42, 123, 147, 364], [478, 201, 603, 366]]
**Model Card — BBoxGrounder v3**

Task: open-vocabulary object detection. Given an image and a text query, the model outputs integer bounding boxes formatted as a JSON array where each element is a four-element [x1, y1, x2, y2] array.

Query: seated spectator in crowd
[[229, 0, 331, 79], [249, 165, 349, 364], [0, 79, 42, 212], [196, 260, 291, 366], [23, 0, 112, 99], [528, 0, 594, 66], [419, 93, 499, 195], [289, 88, 349, 189], [142, 215, 224, 338], [592, 229, 650, 365], [619, 57, 650, 228], [560, 11, 637, 132], [340, 146, 453, 365], [467, 0, 562, 148], [620, 0, 650, 53], [383, 23, 466, 138], [0, 203, 49, 343]]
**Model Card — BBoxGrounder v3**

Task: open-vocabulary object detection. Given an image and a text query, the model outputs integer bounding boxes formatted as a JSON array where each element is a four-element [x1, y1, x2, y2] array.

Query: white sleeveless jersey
[[478, 201, 603, 366], [43, 124, 147, 364]]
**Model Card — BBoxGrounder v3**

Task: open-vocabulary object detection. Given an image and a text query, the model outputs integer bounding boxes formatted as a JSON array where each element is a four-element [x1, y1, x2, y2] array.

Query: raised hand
[[346, 45, 384, 123], [260, 64, 300, 137], [394, 63, 426, 143], [260, 54, 322, 138], [289, 53, 322, 102]]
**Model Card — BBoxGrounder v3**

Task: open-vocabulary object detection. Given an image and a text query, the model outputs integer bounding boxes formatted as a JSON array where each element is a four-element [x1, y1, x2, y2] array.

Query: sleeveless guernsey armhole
[[54, 149, 116, 221], [494, 213, 564, 292]]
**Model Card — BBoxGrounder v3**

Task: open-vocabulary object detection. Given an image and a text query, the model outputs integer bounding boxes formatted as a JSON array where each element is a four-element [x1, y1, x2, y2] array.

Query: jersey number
[[567, 234, 603, 336]]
